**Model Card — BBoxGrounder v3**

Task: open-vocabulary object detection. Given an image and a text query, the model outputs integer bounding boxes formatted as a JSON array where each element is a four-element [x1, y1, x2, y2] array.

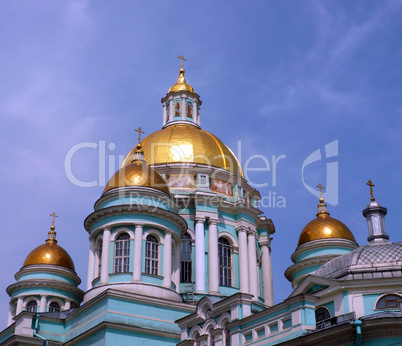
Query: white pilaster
[[100, 228, 111, 285], [163, 232, 172, 287], [133, 224, 143, 281], [260, 238, 274, 306], [237, 227, 249, 293], [195, 217, 206, 293], [193, 101, 198, 124], [173, 242, 181, 293], [181, 95, 186, 120], [64, 300, 71, 310], [208, 219, 219, 294], [87, 237, 96, 290], [162, 104, 167, 125], [16, 297, 23, 315], [248, 232, 258, 301], [39, 295, 47, 313], [169, 98, 174, 121], [7, 302, 13, 326]]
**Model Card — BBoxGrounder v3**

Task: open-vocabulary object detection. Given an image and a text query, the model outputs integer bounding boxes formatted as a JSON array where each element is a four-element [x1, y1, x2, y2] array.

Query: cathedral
[[1, 60, 401, 346]]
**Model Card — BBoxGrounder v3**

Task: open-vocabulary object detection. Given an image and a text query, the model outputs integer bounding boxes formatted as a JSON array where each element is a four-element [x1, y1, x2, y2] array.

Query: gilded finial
[[177, 55, 187, 69], [132, 127, 145, 162], [47, 212, 58, 243], [316, 183, 325, 203], [366, 180, 375, 201], [49, 211, 58, 231]]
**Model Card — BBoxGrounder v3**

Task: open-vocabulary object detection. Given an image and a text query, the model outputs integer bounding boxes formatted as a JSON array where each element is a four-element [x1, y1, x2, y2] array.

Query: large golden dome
[[297, 212, 356, 247], [23, 238, 75, 271], [121, 124, 243, 177], [104, 159, 170, 195]]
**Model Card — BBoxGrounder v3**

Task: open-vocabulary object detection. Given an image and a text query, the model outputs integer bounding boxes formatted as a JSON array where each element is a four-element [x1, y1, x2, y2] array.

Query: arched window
[[26, 300, 37, 312], [315, 307, 331, 322], [49, 302, 60, 312], [376, 294, 402, 310], [180, 233, 192, 283], [145, 235, 159, 275], [114, 233, 130, 273], [219, 238, 232, 286]]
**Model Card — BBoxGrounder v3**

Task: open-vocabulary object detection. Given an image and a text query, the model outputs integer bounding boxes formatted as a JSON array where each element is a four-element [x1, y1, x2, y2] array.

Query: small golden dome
[[104, 160, 170, 195], [23, 237, 75, 271], [121, 124, 243, 177], [168, 68, 195, 94], [297, 211, 356, 247]]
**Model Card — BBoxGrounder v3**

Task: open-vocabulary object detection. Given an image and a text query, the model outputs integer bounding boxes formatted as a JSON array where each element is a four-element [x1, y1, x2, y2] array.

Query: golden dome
[[23, 237, 75, 271], [168, 68, 194, 94], [104, 159, 170, 195], [121, 124, 244, 177], [297, 213, 356, 247]]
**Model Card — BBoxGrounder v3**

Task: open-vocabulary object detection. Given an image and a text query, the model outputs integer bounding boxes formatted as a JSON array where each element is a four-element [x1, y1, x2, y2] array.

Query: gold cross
[[49, 212, 58, 227], [366, 180, 375, 201], [177, 55, 187, 69], [134, 127, 145, 144], [316, 183, 325, 199]]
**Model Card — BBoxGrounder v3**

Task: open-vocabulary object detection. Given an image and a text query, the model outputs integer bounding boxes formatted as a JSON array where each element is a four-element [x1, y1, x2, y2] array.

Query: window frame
[[145, 234, 159, 275], [26, 299, 38, 312], [180, 233, 193, 283], [218, 237, 233, 287], [375, 294, 402, 310], [315, 306, 332, 322], [114, 233, 130, 273]]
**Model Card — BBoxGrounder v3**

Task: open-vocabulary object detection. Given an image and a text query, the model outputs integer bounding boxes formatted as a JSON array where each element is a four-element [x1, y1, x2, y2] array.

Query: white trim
[[23, 297, 40, 312], [47, 297, 63, 312], [218, 231, 239, 251], [189, 325, 203, 340], [110, 226, 134, 241], [217, 312, 231, 328], [143, 228, 165, 244]]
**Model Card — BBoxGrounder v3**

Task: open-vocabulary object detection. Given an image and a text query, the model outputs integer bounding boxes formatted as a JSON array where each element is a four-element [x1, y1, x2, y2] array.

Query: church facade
[[1, 62, 401, 346]]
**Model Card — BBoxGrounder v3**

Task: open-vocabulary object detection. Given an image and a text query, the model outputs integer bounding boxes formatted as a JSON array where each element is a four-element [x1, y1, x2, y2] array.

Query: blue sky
[[0, 1, 401, 328]]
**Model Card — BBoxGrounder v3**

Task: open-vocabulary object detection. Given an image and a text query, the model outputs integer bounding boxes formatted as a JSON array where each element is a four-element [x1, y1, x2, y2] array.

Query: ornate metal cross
[[177, 55, 187, 69], [135, 127, 145, 144], [316, 183, 325, 199], [49, 212, 58, 227], [366, 180, 375, 201]]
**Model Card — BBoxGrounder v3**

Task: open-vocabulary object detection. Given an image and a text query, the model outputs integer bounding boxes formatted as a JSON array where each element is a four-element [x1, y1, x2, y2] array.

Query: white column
[[39, 295, 47, 313], [16, 297, 23, 315], [64, 300, 71, 310], [193, 101, 198, 124], [7, 302, 13, 326], [100, 228, 111, 285], [195, 217, 206, 293], [173, 242, 181, 293], [181, 96, 186, 120], [163, 232, 172, 287], [169, 98, 174, 121], [248, 232, 258, 301], [260, 239, 274, 306], [237, 227, 249, 293], [162, 104, 167, 125], [133, 224, 143, 281], [87, 237, 96, 290], [208, 219, 219, 294]]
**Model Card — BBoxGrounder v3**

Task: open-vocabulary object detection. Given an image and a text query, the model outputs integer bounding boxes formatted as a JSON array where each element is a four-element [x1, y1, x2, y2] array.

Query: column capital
[[194, 216, 205, 223], [103, 227, 111, 232], [134, 223, 145, 227], [259, 235, 272, 249], [236, 226, 249, 234], [208, 218, 219, 225]]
